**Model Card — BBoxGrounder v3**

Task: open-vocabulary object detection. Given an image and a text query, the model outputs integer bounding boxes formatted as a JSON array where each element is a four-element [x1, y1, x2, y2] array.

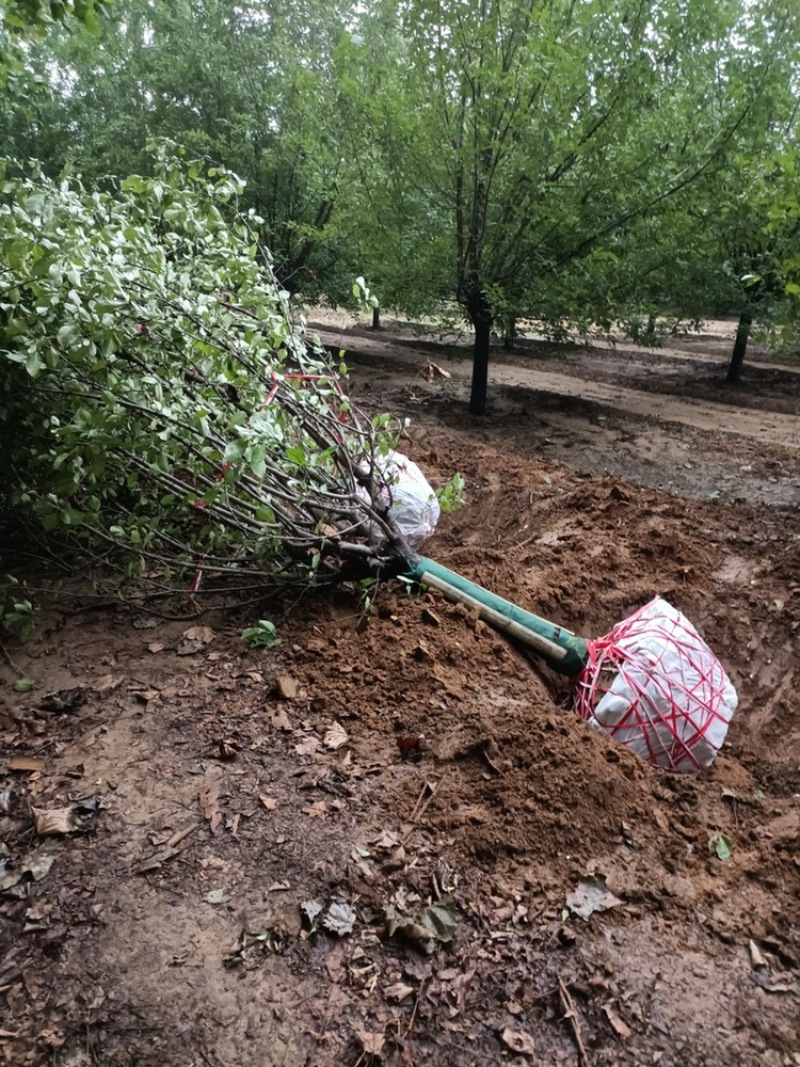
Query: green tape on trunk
[[405, 557, 589, 677]]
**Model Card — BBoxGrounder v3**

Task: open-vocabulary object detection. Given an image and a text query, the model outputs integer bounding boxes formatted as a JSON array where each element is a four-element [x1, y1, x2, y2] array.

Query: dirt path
[[312, 324, 800, 449]]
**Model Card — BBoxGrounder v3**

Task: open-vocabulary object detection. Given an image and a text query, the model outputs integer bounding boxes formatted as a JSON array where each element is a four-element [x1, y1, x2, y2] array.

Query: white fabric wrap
[[580, 597, 738, 773], [357, 451, 440, 551]]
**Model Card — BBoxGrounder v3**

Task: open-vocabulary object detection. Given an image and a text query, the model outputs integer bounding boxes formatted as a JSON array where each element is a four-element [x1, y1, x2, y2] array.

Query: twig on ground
[[558, 976, 591, 1067], [400, 780, 439, 847], [0, 641, 25, 679], [404, 978, 427, 1037]]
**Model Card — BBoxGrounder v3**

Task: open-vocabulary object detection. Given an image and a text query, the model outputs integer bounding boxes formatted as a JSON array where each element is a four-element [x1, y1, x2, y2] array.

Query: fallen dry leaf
[[275, 674, 298, 700], [0, 844, 58, 891], [566, 875, 624, 920], [9, 756, 45, 772], [183, 625, 216, 644], [418, 360, 452, 382], [38, 1029, 66, 1049], [501, 1028, 536, 1055], [604, 1005, 632, 1039], [147, 642, 165, 654], [32, 807, 76, 835], [199, 784, 222, 835], [748, 939, 767, 969], [94, 673, 124, 694], [322, 901, 357, 935], [372, 830, 399, 850], [384, 981, 414, 1003], [301, 900, 323, 924], [303, 800, 327, 818], [267, 881, 290, 892], [271, 708, 292, 731], [324, 723, 349, 750], [205, 888, 229, 905], [295, 737, 320, 757], [259, 795, 278, 811], [357, 1031, 385, 1056], [134, 689, 160, 703]]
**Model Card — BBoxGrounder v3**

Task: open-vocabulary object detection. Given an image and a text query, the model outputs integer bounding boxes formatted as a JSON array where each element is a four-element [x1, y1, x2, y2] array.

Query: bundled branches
[[0, 149, 416, 591]]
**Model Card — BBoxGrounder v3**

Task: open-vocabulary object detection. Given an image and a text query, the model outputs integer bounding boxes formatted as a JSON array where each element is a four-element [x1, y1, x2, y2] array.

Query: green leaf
[[14, 677, 35, 693], [285, 445, 307, 467], [241, 620, 278, 649], [708, 832, 733, 861]]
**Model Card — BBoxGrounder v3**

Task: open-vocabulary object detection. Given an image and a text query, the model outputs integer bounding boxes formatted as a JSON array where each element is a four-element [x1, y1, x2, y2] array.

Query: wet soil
[[1, 319, 798, 1067]]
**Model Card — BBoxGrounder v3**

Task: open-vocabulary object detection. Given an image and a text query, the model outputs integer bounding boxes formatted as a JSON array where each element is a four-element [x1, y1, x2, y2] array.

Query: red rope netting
[[573, 597, 738, 773]]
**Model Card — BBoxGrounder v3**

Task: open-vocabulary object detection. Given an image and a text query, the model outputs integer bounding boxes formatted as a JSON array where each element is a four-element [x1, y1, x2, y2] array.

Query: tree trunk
[[502, 317, 516, 350], [726, 310, 752, 385], [467, 291, 493, 416], [370, 306, 381, 330]]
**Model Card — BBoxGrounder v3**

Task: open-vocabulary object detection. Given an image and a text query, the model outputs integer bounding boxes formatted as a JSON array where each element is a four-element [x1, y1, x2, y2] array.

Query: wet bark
[[726, 310, 752, 385], [467, 290, 493, 416]]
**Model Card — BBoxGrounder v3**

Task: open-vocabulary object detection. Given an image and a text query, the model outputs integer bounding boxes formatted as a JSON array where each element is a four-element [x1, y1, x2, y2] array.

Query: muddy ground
[[1, 318, 799, 1067]]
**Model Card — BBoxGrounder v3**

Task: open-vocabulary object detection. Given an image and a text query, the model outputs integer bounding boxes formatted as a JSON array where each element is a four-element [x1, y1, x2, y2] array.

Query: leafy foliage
[[0, 0, 110, 90], [435, 473, 465, 514], [241, 619, 279, 648], [0, 149, 417, 591], [0, 575, 35, 640], [2, 0, 799, 411]]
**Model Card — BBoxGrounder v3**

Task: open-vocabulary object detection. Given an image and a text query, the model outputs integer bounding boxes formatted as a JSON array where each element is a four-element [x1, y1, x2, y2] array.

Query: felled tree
[[0, 148, 419, 590]]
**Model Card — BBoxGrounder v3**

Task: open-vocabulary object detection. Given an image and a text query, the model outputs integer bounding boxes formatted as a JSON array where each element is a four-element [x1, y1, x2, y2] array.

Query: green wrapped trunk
[[405, 557, 589, 677]]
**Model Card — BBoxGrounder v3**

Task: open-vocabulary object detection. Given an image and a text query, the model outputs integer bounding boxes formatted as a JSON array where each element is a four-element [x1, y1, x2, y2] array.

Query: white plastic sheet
[[357, 451, 440, 551], [574, 597, 738, 773]]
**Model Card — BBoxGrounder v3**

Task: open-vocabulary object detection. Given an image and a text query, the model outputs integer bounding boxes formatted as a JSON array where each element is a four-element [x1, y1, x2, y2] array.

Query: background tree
[[3, 0, 800, 413], [337, 0, 800, 413], [0, 0, 352, 295]]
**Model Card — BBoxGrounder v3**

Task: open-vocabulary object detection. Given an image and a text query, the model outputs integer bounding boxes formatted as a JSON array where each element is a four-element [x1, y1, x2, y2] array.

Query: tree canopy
[[2, 0, 800, 414]]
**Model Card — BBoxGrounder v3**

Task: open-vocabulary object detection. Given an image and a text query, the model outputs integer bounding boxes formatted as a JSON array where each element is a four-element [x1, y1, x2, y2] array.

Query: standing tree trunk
[[370, 306, 381, 330], [726, 310, 752, 385], [467, 289, 493, 416], [502, 316, 517, 350]]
